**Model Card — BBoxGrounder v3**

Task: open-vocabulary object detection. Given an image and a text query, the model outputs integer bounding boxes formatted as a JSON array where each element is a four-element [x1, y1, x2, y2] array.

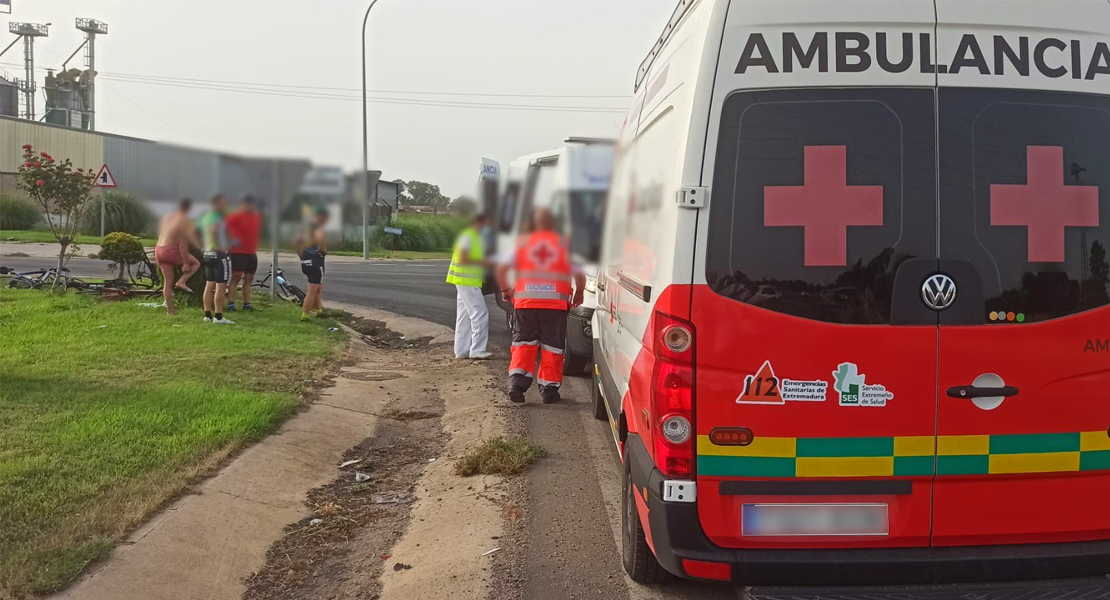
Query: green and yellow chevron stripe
[[697, 431, 1110, 478]]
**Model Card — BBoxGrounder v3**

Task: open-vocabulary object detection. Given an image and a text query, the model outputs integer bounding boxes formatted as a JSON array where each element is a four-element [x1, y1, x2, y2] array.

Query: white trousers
[[454, 285, 489, 358]]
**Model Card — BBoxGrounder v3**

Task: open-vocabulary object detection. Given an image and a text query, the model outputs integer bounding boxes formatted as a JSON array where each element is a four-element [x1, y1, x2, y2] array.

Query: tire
[[7, 277, 35, 289], [563, 350, 590, 376], [288, 285, 307, 304], [592, 365, 608, 421], [622, 456, 669, 584]]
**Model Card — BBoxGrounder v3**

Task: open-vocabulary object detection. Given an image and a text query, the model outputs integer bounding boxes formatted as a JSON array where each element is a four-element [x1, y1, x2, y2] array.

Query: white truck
[[491, 137, 615, 375]]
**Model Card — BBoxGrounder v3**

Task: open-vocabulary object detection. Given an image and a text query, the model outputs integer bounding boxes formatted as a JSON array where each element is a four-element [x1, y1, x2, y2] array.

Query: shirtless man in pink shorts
[[155, 198, 201, 315]]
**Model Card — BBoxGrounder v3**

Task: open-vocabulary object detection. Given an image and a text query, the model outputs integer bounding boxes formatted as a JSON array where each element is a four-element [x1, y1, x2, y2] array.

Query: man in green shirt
[[200, 194, 235, 324], [447, 213, 492, 359]]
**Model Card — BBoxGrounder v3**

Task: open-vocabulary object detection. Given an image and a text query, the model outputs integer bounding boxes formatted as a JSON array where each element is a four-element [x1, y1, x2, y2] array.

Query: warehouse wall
[[103, 136, 219, 202], [0, 116, 309, 213], [0, 117, 104, 174]]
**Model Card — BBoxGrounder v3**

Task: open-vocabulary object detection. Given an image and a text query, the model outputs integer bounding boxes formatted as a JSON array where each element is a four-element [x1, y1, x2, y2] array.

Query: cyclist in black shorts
[[294, 207, 329, 321], [200, 194, 235, 325]]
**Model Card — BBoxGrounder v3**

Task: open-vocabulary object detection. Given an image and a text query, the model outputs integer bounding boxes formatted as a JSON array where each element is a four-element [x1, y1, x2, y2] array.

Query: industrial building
[[0, 116, 397, 226]]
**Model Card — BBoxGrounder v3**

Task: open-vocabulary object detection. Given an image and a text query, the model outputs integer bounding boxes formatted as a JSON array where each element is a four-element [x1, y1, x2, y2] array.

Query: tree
[[17, 144, 97, 292], [99, 232, 147, 280], [403, 180, 449, 208], [392, 179, 410, 207], [451, 195, 479, 217]]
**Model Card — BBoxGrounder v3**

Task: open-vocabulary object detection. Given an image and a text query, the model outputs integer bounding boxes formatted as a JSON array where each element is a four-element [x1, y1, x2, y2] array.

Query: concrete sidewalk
[[48, 310, 454, 600]]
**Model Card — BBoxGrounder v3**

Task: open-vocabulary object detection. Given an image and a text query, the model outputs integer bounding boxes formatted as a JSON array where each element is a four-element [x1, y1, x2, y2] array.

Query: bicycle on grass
[[252, 266, 306, 304]]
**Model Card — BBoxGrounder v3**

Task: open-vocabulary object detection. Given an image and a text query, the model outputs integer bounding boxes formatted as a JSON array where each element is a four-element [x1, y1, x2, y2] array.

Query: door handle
[[947, 385, 1019, 399]]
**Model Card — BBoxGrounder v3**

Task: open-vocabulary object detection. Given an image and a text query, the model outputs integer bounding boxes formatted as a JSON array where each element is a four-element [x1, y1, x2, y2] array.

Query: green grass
[[454, 437, 548, 477], [1, 229, 157, 247], [0, 289, 347, 596]]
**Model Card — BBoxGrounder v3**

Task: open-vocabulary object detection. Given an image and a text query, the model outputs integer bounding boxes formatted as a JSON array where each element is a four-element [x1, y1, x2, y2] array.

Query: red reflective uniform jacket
[[513, 230, 573, 311]]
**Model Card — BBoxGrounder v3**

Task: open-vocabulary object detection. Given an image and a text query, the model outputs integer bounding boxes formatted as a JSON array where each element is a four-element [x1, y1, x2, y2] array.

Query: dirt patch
[[243, 385, 446, 600], [3, 252, 30, 258], [381, 408, 439, 422], [331, 311, 434, 350], [344, 371, 407, 382]]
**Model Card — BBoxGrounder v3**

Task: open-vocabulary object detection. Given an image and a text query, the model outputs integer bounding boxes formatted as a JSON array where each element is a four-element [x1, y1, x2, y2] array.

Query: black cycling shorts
[[230, 253, 258, 275], [203, 251, 230, 284], [301, 255, 325, 285]]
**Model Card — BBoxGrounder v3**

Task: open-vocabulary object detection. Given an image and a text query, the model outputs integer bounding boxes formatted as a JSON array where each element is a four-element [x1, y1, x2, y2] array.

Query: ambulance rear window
[[939, 88, 1110, 324], [705, 88, 938, 325]]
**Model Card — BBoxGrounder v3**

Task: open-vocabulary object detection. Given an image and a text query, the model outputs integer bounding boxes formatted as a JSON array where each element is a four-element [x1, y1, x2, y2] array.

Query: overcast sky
[[1, 0, 674, 197]]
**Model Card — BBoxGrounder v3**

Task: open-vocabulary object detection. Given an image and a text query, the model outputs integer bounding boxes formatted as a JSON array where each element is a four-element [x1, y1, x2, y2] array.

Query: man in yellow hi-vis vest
[[447, 213, 494, 360]]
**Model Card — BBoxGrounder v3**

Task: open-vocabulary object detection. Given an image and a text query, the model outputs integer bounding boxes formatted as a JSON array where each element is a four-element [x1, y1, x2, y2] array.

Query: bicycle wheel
[[68, 278, 107, 291], [7, 277, 36, 289], [131, 267, 157, 289], [287, 285, 307, 304]]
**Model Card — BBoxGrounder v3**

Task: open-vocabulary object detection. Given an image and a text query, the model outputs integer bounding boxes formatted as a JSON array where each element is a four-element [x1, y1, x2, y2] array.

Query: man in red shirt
[[226, 195, 263, 311]]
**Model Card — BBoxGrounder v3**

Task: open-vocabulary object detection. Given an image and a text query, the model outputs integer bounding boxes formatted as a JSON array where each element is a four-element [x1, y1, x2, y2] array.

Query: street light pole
[[272, 160, 279, 300], [361, 0, 381, 261]]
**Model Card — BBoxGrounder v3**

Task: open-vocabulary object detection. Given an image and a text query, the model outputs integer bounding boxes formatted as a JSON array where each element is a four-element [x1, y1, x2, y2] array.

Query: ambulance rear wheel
[[622, 457, 668, 583], [591, 368, 608, 421]]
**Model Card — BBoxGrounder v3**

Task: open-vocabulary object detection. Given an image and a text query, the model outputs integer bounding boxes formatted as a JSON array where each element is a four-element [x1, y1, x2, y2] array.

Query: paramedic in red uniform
[[496, 208, 586, 404]]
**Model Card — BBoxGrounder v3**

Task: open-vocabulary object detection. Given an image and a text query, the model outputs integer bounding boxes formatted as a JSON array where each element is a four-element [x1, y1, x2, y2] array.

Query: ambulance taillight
[[650, 311, 695, 478]]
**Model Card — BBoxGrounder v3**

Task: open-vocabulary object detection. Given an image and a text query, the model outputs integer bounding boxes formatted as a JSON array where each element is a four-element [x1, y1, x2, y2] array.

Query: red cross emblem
[[990, 146, 1100, 263], [529, 238, 557, 269], [764, 146, 884, 267]]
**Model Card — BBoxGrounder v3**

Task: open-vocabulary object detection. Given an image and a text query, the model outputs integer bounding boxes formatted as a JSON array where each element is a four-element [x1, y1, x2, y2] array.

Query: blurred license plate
[[742, 504, 889, 537]]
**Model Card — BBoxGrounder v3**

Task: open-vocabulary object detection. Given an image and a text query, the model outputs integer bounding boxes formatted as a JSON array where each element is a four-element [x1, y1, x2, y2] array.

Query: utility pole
[[272, 161, 280, 301], [8, 22, 49, 120], [75, 19, 107, 131], [361, 0, 381, 260]]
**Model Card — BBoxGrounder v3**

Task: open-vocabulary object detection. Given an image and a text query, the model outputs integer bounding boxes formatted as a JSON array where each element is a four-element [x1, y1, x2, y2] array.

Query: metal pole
[[272, 161, 279, 300], [23, 36, 35, 120], [100, 191, 105, 237], [86, 30, 96, 131], [361, 0, 381, 261]]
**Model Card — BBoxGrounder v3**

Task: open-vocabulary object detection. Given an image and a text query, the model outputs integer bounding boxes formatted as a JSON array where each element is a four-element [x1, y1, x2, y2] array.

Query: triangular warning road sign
[[94, 164, 117, 188], [736, 360, 784, 405]]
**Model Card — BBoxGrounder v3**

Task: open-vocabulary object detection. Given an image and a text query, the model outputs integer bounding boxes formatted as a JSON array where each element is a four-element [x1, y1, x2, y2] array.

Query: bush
[[80, 192, 154, 236], [455, 436, 547, 476], [0, 195, 41, 229], [371, 215, 466, 252], [99, 232, 146, 279]]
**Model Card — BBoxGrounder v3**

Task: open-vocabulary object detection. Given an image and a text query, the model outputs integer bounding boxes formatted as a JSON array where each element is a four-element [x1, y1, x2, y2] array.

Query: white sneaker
[[469, 351, 494, 360], [213, 317, 236, 325], [204, 317, 213, 323]]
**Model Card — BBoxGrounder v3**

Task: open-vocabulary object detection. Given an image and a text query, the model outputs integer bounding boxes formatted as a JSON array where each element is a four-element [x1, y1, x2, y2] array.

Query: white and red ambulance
[[592, 0, 1110, 585]]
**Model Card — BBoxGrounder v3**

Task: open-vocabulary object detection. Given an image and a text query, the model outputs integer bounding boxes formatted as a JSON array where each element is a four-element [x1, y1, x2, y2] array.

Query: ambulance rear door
[[932, 2, 1110, 546]]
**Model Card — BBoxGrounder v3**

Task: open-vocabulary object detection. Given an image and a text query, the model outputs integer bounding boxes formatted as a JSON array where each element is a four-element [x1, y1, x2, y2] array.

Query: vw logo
[[922, 274, 957, 311]]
